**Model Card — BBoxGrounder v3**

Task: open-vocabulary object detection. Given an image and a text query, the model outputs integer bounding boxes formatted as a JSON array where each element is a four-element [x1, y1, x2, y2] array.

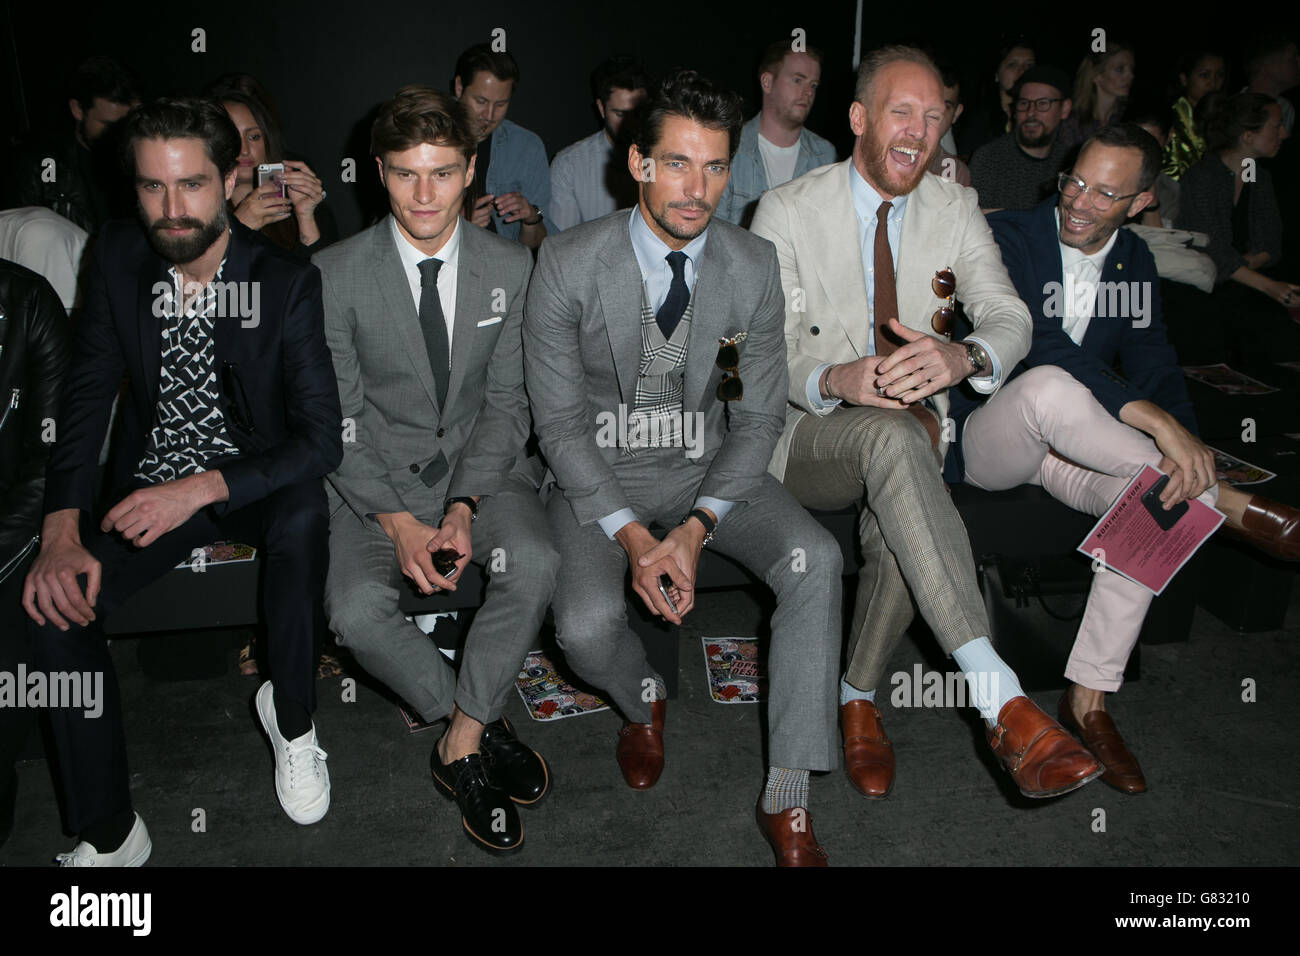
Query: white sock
[[839, 676, 875, 706], [950, 637, 1024, 725]]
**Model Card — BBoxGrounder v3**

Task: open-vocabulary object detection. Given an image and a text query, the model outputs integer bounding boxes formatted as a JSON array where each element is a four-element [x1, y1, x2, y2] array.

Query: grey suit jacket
[[750, 160, 1032, 479], [524, 209, 788, 526], [313, 216, 533, 523]]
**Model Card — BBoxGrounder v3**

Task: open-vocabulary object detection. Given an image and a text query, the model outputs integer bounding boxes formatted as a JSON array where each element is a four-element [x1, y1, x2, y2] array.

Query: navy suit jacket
[[946, 198, 1196, 482], [44, 218, 343, 517]]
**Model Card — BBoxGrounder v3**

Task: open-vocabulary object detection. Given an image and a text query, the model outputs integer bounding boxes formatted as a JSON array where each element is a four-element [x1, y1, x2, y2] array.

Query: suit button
[[409, 464, 419, 473], [810, 326, 820, 335], [436, 427, 446, 437]]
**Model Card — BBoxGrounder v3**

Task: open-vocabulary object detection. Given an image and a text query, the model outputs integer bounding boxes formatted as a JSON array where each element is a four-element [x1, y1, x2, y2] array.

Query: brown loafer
[[841, 700, 894, 798], [986, 696, 1102, 798], [616, 700, 665, 790], [755, 803, 829, 867], [1057, 693, 1147, 794], [1221, 496, 1300, 561]]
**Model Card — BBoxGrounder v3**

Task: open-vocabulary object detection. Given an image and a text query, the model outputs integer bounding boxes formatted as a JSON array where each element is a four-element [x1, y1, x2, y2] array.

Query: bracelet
[[684, 508, 716, 547], [821, 364, 838, 401], [521, 212, 543, 226]]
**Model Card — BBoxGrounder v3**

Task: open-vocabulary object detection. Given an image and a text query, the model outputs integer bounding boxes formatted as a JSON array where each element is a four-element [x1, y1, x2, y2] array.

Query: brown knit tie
[[872, 200, 939, 449], [873, 200, 901, 356]]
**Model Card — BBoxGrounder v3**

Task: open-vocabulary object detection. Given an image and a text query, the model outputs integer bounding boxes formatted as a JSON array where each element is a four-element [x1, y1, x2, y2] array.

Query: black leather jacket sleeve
[[0, 261, 72, 560]]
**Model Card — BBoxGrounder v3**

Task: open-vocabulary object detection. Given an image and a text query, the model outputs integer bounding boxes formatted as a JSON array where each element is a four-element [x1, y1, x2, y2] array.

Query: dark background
[[0, 1, 1287, 236]]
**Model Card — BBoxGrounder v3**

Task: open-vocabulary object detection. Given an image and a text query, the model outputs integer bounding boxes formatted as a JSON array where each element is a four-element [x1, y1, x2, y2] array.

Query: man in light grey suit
[[313, 86, 557, 854], [751, 45, 1101, 803], [525, 71, 843, 867]]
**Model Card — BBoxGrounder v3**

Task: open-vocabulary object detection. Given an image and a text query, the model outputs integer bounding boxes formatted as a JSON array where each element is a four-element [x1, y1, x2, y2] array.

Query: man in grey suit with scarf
[[525, 71, 843, 866], [313, 86, 557, 854]]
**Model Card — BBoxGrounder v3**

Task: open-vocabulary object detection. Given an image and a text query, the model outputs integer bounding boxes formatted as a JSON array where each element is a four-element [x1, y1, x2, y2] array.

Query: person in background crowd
[[0, 259, 71, 851], [0, 207, 88, 312], [957, 39, 1035, 157], [715, 39, 836, 227], [1163, 50, 1226, 180], [11, 56, 140, 233], [549, 56, 649, 231], [1173, 91, 1300, 364], [1062, 43, 1136, 148], [454, 44, 552, 248], [1243, 34, 1299, 135], [970, 66, 1074, 211], [204, 74, 338, 263], [1129, 106, 1180, 226], [928, 61, 971, 187]]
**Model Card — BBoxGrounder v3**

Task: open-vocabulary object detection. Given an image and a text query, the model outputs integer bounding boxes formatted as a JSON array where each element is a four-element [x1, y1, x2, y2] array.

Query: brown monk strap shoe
[[986, 696, 1102, 798], [616, 700, 665, 790], [755, 802, 829, 867], [841, 700, 894, 797], [1221, 496, 1300, 561], [1057, 693, 1147, 794]]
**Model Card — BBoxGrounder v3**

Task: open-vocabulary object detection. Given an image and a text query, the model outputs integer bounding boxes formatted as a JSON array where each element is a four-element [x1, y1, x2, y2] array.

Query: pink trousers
[[962, 366, 1216, 692]]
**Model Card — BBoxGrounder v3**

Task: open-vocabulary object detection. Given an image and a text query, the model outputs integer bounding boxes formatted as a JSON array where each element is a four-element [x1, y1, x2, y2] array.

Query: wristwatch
[[683, 508, 716, 547], [521, 207, 543, 226], [443, 496, 478, 522], [962, 340, 989, 375]]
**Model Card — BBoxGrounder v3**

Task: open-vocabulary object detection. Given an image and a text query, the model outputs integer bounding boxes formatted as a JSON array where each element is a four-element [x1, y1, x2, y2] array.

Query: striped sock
[[762, 767, 810, 814]]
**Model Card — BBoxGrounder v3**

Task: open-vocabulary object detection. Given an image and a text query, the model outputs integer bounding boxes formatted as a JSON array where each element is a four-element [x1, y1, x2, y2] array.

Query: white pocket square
[[476, 316, 503, 328]]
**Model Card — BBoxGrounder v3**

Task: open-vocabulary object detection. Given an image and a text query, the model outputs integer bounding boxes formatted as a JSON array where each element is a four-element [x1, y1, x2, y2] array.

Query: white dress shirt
[[1055, 208, 1119, 346]]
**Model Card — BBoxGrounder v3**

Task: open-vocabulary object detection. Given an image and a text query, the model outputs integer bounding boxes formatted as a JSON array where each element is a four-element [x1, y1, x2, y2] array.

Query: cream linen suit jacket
[[749, 159, 1032, 479]]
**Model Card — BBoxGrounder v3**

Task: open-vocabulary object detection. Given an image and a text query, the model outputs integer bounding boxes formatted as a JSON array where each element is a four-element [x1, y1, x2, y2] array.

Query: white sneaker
[[56, 812, 152, 867], [255, 681, 330, 825]]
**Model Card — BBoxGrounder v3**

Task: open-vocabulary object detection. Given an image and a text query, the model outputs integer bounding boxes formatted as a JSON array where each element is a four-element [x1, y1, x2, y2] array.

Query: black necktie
[[656, 251, 689, 339], [417, 257, 451, 409]]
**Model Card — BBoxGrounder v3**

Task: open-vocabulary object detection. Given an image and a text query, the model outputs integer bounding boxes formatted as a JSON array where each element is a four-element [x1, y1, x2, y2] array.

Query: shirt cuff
[[806, 363, 843, 410], [693, 497, 734, 526], [598, 507, 639, 539], [963, 336, 1002, 393]]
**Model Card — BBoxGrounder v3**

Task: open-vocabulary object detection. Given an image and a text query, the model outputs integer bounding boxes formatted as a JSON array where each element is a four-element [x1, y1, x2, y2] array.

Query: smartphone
[[1141, 474, 1189, 531], [430, 548, 463, 580], [657, 573, 678, 615], [256, 162, 286, 198]]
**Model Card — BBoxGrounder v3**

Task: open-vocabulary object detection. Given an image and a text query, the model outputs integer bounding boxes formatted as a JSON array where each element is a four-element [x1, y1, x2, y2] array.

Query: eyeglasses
[[1014, 96, 1063, 113], [1057, 172, 1139, 211], [716, 334, 744, 402], [931, 267, 956, 337]]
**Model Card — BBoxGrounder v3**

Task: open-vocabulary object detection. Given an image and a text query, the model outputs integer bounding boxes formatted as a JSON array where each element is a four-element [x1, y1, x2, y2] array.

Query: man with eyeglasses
[[948, 123, 1300, 794], [970, 65, 1074, 212]]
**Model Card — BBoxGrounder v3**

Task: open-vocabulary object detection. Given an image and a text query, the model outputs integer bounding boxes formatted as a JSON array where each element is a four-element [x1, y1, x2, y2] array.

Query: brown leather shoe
[[841, 700, 894, 798], [755, 803, 829, 867], [616, 700, 665, 789], [986, 696, 1102, 798], [1057, 693, 1147, 794], [1221, 496, 1300, 561]]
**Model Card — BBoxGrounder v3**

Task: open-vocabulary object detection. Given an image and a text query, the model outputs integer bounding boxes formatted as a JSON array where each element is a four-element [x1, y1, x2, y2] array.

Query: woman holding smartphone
[[204, 74, 337, 260]]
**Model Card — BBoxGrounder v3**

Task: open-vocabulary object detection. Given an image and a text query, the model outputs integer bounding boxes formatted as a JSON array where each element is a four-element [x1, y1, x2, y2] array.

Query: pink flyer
[[1076, 465, 1225, 596]]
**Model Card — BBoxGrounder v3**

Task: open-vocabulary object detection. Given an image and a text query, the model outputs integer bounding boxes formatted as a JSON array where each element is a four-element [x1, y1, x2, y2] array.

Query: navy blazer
[[44, 218, 343, 517], [946, 198, 1196, 482]]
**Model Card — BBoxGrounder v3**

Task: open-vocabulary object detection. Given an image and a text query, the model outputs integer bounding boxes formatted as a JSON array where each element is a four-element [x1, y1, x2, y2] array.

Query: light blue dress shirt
[[596, 207, 733, 539], [806, 163, 1000, 410]]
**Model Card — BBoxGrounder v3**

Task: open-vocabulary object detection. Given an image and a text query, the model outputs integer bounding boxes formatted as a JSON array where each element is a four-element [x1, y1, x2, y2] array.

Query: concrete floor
[[2, 580, 1298, 867]]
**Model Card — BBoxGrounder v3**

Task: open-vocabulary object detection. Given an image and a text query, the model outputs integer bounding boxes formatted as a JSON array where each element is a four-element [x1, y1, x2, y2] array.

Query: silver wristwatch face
[[965, 342, 988, 372]]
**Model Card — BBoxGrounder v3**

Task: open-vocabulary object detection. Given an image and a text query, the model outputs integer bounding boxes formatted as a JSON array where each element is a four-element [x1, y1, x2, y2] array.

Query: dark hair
[[1126, 101, 1173, 138], [1201, 90, 1281, 153], [454, 43, 520, 90], [371, 84, 476, 162], [1177, 49, 1226, 81], [118, 97, 241, 178], [757, 39, 824, 81], [203, 73, 286, 164], [1243, 33, 1297, 78], [69, 56, 139, 110], [591, 56, 650, 104], [854, 44, 940, 106], [934, 59, 962, 97], [632, 69, 744, 160], [1078, 122, 1163, 192]]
